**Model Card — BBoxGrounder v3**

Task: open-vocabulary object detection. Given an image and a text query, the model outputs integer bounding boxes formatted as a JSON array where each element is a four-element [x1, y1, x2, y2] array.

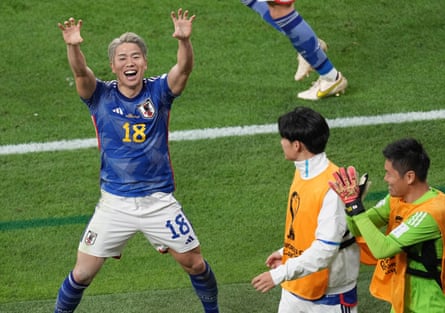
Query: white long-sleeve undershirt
[[269, 153, 358, 293]]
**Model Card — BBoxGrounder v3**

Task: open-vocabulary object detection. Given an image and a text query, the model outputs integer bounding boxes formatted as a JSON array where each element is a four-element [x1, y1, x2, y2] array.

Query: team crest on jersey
[[137, 98, 156, 119], [84, 230, 98, 246]]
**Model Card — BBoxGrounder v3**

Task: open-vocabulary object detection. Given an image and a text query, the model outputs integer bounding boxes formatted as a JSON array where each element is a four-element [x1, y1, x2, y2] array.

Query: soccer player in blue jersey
[[241, 0, 347, 100], [241, 0, 328, 82], [54, 9, 219, 313]]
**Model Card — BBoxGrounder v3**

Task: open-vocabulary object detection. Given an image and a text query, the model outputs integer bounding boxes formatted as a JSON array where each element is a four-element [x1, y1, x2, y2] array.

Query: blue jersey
[[82, 75, 177, 197]]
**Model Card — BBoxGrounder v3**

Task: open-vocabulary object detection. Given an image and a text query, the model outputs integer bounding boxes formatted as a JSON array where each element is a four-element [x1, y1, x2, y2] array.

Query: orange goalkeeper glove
[[329, 166, 369, 216]]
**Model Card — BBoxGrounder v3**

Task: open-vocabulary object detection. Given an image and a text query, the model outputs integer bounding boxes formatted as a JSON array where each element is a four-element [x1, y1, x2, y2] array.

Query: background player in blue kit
[[54, 9, 219, 313], [241, 0, 347, 101], [240, 0, 328, 82]]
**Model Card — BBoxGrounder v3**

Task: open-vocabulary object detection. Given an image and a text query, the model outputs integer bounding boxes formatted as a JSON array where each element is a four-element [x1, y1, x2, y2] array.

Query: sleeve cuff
[[270, 266, 285, 286]]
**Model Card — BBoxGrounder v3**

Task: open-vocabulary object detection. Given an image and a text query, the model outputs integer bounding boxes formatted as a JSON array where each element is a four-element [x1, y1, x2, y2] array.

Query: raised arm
[[58, 18, 96, 99], [167, 8, 196, 96]]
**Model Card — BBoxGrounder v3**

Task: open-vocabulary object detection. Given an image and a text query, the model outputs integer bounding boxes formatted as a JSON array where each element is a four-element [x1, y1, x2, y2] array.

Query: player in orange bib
[[252, 107, 360, 313], [330, 138, 445, 313]]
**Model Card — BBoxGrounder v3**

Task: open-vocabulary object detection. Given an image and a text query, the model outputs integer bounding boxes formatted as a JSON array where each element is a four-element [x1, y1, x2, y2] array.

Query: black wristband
[[345, 199, 365, 216]]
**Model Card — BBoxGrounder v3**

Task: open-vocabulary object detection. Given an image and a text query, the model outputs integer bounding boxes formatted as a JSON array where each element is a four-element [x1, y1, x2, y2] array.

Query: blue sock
[[274, 10, 334, 74], [54, 272, 88, 313], [189, 261, 219, 313], [241, 0, 284, 33]]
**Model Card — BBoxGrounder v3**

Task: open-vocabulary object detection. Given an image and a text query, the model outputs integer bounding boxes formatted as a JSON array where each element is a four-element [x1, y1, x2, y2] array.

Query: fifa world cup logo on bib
[[287, 191, 300, 240]]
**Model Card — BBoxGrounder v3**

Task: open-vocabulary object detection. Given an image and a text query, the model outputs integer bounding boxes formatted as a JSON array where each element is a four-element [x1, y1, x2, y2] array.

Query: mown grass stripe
[[2, 187, 444, 232], [0, 191, 390, 232], [1, 110, 445, 155], [0, 215, 90, 231]]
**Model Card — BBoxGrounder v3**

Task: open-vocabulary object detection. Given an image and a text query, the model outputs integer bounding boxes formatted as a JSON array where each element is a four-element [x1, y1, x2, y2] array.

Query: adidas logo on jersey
[[112, 107, 124, 115]]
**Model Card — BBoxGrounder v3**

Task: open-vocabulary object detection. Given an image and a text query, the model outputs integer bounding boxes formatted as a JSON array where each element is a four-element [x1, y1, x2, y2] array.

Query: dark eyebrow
[[117, 51, 142, 57]]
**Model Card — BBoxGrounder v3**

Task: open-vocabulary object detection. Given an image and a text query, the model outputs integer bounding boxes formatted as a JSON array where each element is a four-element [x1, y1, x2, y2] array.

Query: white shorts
[[278, 288, 358, 313], [78, 190, 200, 258]]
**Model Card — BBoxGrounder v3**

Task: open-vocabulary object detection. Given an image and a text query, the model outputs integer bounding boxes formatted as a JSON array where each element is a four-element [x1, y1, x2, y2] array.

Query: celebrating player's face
[[111, 42, 147, 92], [383, 160, 409, 197]]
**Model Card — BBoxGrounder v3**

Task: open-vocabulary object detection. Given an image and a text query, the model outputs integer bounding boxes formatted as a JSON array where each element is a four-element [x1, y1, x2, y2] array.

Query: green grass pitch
[[1, 0, 444, 312]]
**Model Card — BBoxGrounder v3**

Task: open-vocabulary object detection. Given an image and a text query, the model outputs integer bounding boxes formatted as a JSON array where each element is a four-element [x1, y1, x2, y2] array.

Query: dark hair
[[382, 138, 430, 181], [278, 106, 329, 154]]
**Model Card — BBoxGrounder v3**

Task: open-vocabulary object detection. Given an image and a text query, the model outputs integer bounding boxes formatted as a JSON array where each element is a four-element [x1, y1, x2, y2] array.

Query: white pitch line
[[2, 109, 445, 155]]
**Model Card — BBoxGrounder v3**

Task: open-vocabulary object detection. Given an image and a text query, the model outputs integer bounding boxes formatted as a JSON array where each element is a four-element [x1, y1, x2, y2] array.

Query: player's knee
[[175, 251, 206, 274], [180, 258, 205, 274], [268, 3, 294, 19], [189, 258, 207, 275], [72, 268, 97, 285]]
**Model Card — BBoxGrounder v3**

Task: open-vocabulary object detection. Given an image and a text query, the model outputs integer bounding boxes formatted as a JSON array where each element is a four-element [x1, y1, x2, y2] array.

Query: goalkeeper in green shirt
[[329, 138, 445, 313]]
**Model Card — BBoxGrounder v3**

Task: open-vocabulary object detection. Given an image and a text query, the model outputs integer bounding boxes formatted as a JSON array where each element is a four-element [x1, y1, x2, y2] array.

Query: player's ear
[[294, 140, 305, 153], [404, 170, 416, 185], [110, 62, 116, 74]]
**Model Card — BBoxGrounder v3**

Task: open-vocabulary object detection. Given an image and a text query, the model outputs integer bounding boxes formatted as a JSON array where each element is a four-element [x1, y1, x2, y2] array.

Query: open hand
[[58, 17, 83, 45], [251, 272, 275, 293], [329, 166, 360, 204], [171, 8, 195, 40], [265, 251, 282, 269], [329, 166, 369, 216]]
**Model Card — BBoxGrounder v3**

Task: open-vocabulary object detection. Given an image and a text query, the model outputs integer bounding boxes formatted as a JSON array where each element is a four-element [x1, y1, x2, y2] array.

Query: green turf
[[0, 275, 392, 312], [1, 0, 444, 312]]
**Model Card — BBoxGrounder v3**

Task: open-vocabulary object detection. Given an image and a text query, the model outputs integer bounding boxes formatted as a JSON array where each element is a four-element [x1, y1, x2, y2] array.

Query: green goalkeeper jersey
[[353, 188, 445, 312], [362, 189, 442, 261]]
